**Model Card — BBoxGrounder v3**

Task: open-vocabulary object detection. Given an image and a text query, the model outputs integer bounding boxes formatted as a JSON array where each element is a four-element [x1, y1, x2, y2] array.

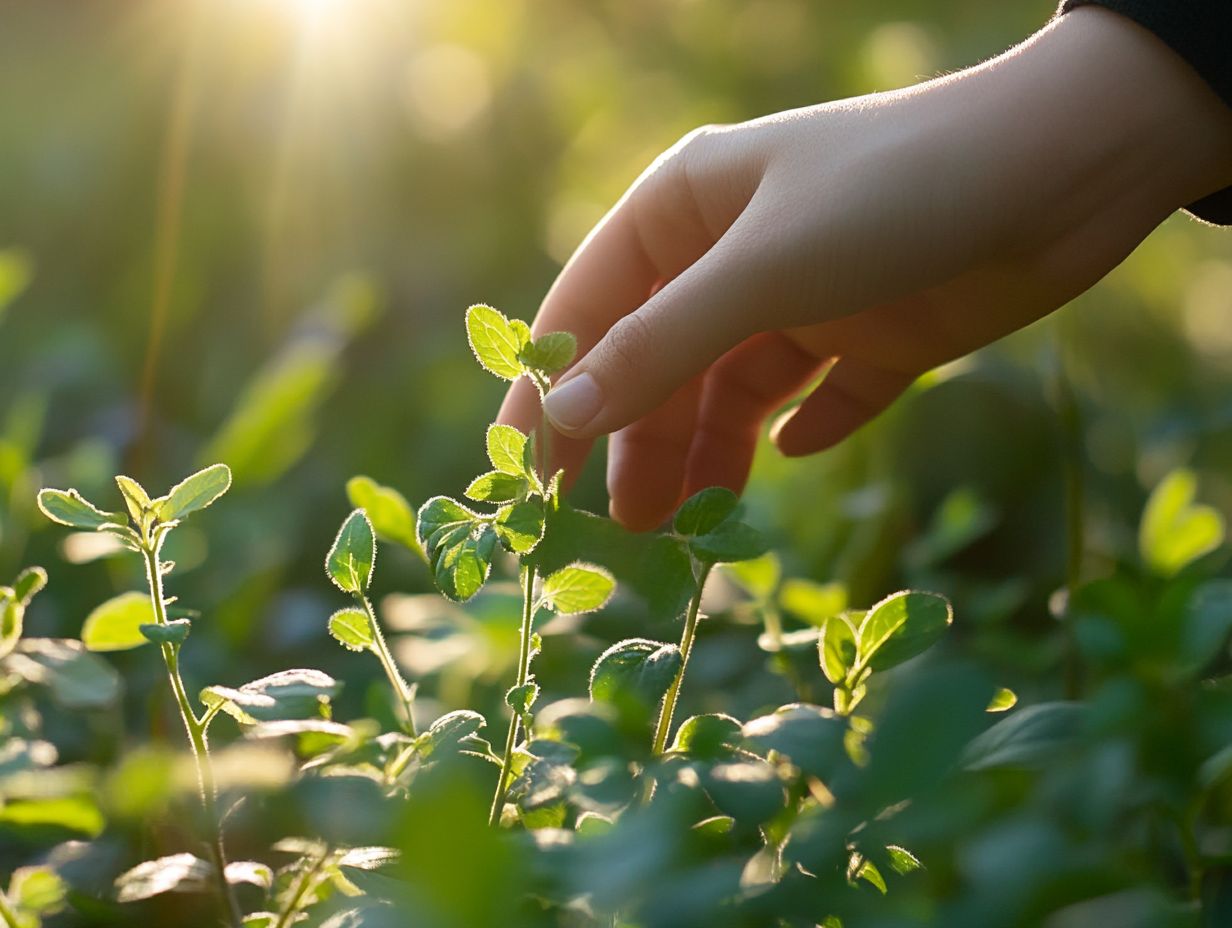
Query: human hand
[[498, 7, 1232, 531]]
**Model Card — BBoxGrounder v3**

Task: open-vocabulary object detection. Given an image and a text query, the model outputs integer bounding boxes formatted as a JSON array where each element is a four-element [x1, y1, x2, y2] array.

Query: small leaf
[[346, 476, 420, 553], [417, 496, 498, 602], [723, 553, 781, 600], [856, 591, 953, 673], [202, 669, 340, 725], [506, 682, 540, 717], [10, 865, 67, 914], [420, 709, 488, 757], [781, 579, 848, 627], [329, 608, 374, 652], [466, 304, 527, 380], [115, 853, 213, 902], [541, 563, 616, 614], [962, 702, 1084, 770], [986, 688, 1018, 712], [669, 713, 742, 759], [114, 475, 152, 522], [886, 846, 923, 875], [82, 592, 155, 652], [1139, 468, 1225, 576], [519, 331, 577, 374], [36, 488, 125, 530], [0, 594, 23, 661], [3, 639, 122, 708], [689, 521, 768, 565], [495, 499, 546, 554], [742, 703, 848, 780], [140, 619, 192, 646], [465, 471, 527, 504], [13, 566, 47, 606], [157, 463, 232, 522], [674, 487, 739, 537], [856, 859, 887, 893], [589, 638, 681, 707], [486, 424, 530, 476], [327, 509, 377, 594], [224, 861, 273, 889], [819, 613, 858, 685]]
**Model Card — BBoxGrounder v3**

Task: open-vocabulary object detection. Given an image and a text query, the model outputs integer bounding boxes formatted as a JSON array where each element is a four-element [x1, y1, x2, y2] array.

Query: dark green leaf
[[327, 509, 377, 594], [115, 854, 212, 902], [36, 488, 124, 530], [669, 713, 742, 759], [1181, 580, 1232, 673], [674, 487, 738, 537], [3, 638, 122, 708], [495, 499, 545, 554], [140, 619, 192, 646], [588, 638, 681, 707], [742, 703, 847, 779], [417, 497, 497, 602], [507, 682, 540, 717], [202, 668, 340, 725], [13, 566, 47, 606], [962, 702, 1084, 770], [157, 463, 232, 522], [519, 331, 577, 374], [689, 521, 768, 565], [420, 709, 489, 758]]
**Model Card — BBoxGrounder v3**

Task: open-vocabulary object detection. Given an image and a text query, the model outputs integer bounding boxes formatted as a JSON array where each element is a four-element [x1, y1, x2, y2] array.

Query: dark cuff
[[1059, 0, 1232, 225]]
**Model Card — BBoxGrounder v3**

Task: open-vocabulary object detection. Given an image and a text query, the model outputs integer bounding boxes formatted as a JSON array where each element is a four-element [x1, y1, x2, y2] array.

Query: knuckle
[[597, 313, 654, 379]]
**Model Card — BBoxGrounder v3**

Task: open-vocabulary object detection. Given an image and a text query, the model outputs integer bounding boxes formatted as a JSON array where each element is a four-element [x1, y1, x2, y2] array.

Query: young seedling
[[37, 465, 244, 927], [325, 507, 418, 735]]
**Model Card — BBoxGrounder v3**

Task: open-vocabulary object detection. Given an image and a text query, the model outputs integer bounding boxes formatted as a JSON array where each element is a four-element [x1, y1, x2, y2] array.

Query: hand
[[498, 7, 1232, 531]]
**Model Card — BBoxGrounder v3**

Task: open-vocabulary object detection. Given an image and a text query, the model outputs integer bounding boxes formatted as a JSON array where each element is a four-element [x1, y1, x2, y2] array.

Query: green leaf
[[465, 471, 527, 504], [0, 594, 23, 662], [856, 859, 887, 894], [519, 331, 577, 375], [856, 591, 953, 673], [723, 552, 781, 600], [140, 619, 192, 646], [669, 713, 742, 759], [36, 488, 124, 530], [962, 702, 1084, 770], [416, 497, 498, 602], [819, 613, 858, 685], [201, 669, 340, 725], [420, 709, 489, 758], [690, 521, 768, 565], [327, 509, 377, 594], [466, 304, 527, 380], [506, 682, 540, 718], [156, 463, 232, 523], [742, 703, 848, 779], [1181, 580, 1232, 673], [114, 475, 152, 523], [674, 487, 739, 536], [3, 638, 122, 708], [700, 760, 785, 826], [1139, 468, 1225, 576], [486, 424, 530, 476], [9, 866, 67, 914], [0, 795, 104, 837], [886, 846, 922, 875], [329, 607, 374, 652], [115, 853, 212, 902], [495, 499, 545, 554], [346, 476, 421, 554], [781, 579, 848, 627], [986, 688, 1018, 712], [81, 591, 155, 652], [0, 247, 33, 320], [589, 638, 681, 707], [541, 563, 616, 614], [13, 567, 47, 606]]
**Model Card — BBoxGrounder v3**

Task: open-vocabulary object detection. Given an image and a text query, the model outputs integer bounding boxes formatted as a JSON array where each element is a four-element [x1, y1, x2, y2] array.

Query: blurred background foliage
[[2, 0, 1232, 923]]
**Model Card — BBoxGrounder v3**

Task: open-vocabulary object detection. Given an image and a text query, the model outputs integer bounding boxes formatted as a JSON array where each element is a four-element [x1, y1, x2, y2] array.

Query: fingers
[[770, 356, 916, 456], [606, 376, 703, 531]]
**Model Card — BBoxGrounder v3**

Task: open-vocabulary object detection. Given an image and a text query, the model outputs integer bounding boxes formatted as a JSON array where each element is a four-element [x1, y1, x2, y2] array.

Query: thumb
[[541, 219, 768, 440]]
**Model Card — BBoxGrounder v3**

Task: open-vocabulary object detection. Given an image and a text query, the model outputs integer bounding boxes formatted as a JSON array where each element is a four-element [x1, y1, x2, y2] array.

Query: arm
[[498, 7, 1232, 530]]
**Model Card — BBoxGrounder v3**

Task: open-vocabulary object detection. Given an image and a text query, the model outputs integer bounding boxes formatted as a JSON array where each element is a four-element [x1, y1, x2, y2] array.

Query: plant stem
[[489, 561, 538, 827], [274, 847, 329, 928], [141, 542, 241, 928], [359, 593, 417, 736], [0, 892, 19, 928], [652, 562, 714, 756]]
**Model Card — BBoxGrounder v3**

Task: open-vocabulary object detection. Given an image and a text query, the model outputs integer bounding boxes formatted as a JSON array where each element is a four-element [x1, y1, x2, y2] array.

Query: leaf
[[723, 553, 781, 600], [486, 424, 530, 477], [986, 688, 1018, 712], [327, 509, 377, 594], [700, 760, 785, 826], [420, 709, 488, 758], [494, 499, 545, 554], [0, 796, 104, 837], [856, 859, 887, 893], [507, 682, 540, 718], [588, 638, 681, 707], [202, 669, 340, 725], [115, 853, 212, 902], [9, 866, 67, 914], [781, 579, 848, 627], [519, 331, 577, 375], [224, 861, 273, 889], [140, 619, 192, 646], [157, 463, 232, 522], [856, 591, 952, 673], [416, 496, 498, 602], [819, 613, 858, 686], [962, 702, 1084, 770], [1139, 468, 1225, 576], [0, 593, 23, 662], [3, 639, 122, 708], [541, 563, 616, 614], [689, 521, 768, 565], [674, 487, 739, 537], [337, 847, 400, 870], [81, 592, 155, 652], [346, 476, 421, 554], [669, 713, 742, 759], [466, 304, 527, 380], [36, 488, 124, 530], [329, 608, 374, 652], [742, 703, 848, 779], [114, 475, 152, 523], [465, 471, 527, 504], [13, 567, 47, 606], [1180, 579, 1232, 673], [886, 846, 923, 875]]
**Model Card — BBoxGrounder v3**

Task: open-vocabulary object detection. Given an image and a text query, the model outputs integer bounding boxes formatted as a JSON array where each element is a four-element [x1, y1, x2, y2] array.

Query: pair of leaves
[[1139, 468, 1225, 577], [674, 487, 767, 565], [466, 304, 577, 383], [416, 496, 546, 602], [346, 476, 422, 558], [467, 424, 543, 503], [0, 566, 47, 660], [38, 464, 231, 533], [115, 853, 272, 903], [201, 669, 340, 726], [819, 591, 953, 693]]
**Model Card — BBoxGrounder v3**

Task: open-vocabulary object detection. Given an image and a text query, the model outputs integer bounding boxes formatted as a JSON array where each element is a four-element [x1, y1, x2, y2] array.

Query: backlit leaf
[[541, 563, 615, 614], [857, 591, 952, 673], [1139, 468, 1225, 576], [466, 304, 527, 380], [36, 489, 124, 530], [674, 487, 739, 537], [329, 607, 374, 652], [465, 471, 527, 504], [589, 638, 681, 707], [346, 476, 421, 554], [486, 424, 530, 477], [519, 331, 577, 375], [157, 463, 232, 522], [81, 591, 155, 652], [327, 509, 377, 594]]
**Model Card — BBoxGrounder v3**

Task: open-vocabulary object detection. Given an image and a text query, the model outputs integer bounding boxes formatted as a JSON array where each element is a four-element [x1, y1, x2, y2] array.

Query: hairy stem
[[274, 847, 329, 928], [142, 542, 241, 928], [359, 593, 417, 736], [489, 562, 538, 827], [652, 562, 714, 756]]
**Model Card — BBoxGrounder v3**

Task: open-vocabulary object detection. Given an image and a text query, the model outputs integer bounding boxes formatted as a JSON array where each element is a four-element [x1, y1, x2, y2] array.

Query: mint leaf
[[82, 592, 155, 652], [856, 591, 952, 673], [36, 488, 125, 530], [541, 563, 615, 614], [519, 332, 577, 375], [1139, 468, 1225, 577], [466, 304, 527, 381], [674, 487, 739, 537], [495, 499, 545, 554], [346, 476, 420, 553], [486, 424, 530, 477], [157, 463, 232, 523], [589, 638, 681, 707], [327, 509, 377, 594], [329, 607, 374, 652], [416, 496, 498, 602], [465, 471, 527, 504]]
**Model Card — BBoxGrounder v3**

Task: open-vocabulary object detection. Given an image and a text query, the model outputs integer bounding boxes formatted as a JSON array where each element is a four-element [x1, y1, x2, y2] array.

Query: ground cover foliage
[[1, 303, 1231, 928]]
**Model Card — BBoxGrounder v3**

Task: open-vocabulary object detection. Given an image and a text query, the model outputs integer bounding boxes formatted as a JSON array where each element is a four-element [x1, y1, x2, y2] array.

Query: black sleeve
[[1059, 0, 1232, 225]]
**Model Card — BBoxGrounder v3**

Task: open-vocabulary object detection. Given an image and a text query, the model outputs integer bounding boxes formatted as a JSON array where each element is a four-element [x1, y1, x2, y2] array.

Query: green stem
[[652, 563, 714, 756], [489, 562, 538, 827], [358, 593, 417, 736], [0, 892, 20, 928], [274, 847, 329, 928], [142, 543, 241, 928]]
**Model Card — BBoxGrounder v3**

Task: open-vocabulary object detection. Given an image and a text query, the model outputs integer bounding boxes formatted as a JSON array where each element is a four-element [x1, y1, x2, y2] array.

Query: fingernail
[[543, 373, 603, 432]]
